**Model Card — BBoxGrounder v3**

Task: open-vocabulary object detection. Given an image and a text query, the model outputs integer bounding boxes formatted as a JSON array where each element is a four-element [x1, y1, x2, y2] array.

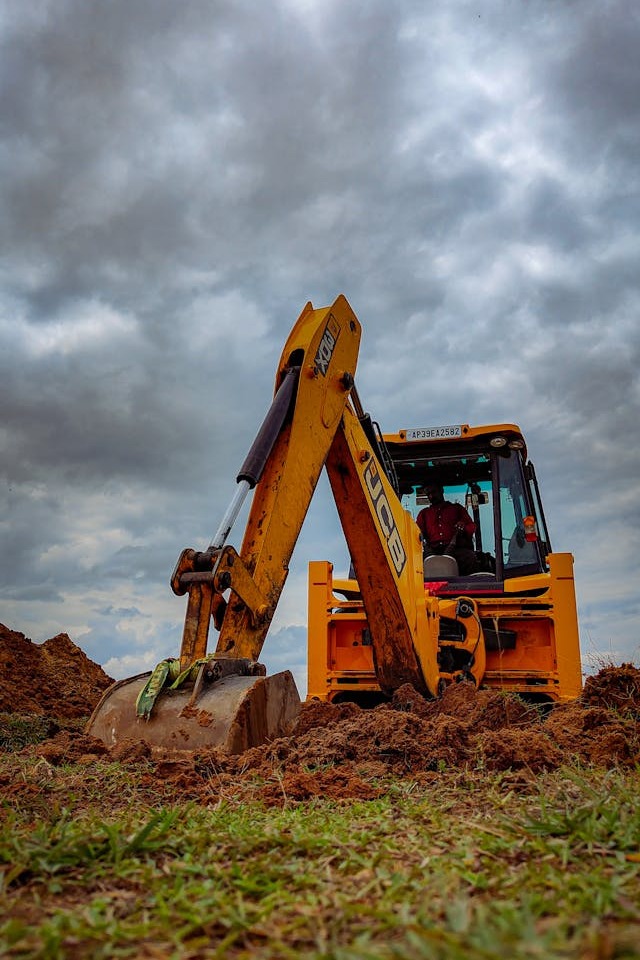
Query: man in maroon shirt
[[417, 482, 480, 575]]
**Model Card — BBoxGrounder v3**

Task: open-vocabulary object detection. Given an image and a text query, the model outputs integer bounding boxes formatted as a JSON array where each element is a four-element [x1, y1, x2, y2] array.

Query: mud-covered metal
[[86, 668, 301, 754]]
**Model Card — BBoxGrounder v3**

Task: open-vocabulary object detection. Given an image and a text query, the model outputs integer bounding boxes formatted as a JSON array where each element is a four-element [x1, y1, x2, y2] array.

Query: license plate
[[404, 425, 463, 441]]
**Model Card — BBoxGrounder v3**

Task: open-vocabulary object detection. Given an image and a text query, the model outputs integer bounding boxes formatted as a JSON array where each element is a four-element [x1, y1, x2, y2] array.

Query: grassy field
[[1, 753, 639, 959]]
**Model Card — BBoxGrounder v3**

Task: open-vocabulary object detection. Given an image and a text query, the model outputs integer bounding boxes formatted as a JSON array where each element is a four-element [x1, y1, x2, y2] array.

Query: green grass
[[0, 715, 60, 752], [1, 761, 639, 959]]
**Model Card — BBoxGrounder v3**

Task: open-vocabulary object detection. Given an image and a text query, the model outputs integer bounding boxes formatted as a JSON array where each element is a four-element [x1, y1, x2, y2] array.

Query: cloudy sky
[[1, 0, 639, 694]]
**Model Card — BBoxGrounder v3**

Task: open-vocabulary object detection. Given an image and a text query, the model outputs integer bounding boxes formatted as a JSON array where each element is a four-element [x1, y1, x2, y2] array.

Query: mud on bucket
[[86, 669, 301, 755]]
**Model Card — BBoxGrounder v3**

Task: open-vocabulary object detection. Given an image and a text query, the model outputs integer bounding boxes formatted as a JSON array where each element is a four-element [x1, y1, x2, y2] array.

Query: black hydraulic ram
[[207, 365, 301, 551]]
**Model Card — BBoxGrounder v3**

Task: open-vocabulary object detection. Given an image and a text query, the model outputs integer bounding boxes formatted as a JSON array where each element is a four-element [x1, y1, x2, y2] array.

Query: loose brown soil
[[1, 624, 639, 807], [0, 623, 113, 718]]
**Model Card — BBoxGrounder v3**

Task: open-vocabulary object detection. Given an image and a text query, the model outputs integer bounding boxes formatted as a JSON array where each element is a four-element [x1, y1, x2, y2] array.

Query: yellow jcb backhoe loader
[[87, 296, 582, 753]]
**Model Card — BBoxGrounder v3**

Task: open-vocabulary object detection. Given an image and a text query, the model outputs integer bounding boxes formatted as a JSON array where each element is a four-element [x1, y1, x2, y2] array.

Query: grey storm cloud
[[1, 0, 639, 682]]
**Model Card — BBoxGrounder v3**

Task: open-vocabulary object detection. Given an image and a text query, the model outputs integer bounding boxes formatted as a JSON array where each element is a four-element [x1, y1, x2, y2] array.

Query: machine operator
[[417, 482, 481, 575]]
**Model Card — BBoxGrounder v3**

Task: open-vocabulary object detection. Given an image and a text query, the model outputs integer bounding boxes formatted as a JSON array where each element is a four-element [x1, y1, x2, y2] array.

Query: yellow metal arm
[[213, 296, 361, 661], [325, 405, 440, 698]]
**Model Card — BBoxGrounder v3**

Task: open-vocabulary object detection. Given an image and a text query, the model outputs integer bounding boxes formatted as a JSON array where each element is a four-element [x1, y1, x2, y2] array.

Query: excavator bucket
[[86, 668, 301, 755], [86, 670, 300, 754]]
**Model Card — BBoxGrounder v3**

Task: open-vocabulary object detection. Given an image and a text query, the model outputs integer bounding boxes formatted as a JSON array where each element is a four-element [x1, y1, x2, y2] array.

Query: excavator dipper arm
[[325, 406, 440, 698]]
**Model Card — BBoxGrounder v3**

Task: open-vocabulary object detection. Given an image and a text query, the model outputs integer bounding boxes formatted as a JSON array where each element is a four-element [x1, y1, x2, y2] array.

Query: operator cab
[[383, 423, 551, 592]]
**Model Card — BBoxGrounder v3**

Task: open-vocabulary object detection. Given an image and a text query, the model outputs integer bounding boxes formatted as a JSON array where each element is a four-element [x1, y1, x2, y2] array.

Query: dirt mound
[[390, 680, 538, 729], [0, 624, 113, 719], [582, 663, 640, 716], [120, 669, 637, 806], [2, 626, 638, 808], [237, 675, 638, 779]]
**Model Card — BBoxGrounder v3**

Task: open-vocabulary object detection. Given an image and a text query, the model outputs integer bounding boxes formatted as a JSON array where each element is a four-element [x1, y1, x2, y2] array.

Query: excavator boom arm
[[213, 296, 362, 661]]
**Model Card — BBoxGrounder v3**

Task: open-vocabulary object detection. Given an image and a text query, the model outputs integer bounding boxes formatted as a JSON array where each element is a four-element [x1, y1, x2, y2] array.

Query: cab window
[[496, 450, 544, 574]]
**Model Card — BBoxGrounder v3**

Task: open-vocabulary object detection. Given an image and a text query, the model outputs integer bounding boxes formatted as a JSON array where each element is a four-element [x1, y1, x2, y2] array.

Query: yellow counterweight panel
[[547, 552, 583, 700]]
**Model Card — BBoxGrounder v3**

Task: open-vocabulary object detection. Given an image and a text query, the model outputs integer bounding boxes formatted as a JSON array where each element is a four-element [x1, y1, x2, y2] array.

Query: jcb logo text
[[364, 460, 407, 576], [314, 316, 339, 376]]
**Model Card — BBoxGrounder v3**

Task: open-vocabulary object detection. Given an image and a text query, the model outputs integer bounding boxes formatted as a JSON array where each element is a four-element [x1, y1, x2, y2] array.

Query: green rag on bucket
[[135, 655, 217, 719], [135, 658, 181, 719]]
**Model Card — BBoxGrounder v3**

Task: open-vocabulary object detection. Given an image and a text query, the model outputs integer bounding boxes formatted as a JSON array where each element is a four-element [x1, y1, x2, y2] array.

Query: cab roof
[[383, 422, 526, 459]]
